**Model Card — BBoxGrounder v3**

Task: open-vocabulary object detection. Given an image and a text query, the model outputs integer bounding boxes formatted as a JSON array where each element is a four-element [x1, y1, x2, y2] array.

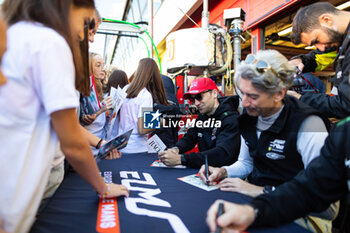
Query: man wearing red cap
[[158, 77, 241, 169]]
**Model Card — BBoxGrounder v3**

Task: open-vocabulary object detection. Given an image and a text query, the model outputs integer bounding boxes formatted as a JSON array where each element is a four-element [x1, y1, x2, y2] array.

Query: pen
[[215, 200, 224, 233], [205, 154, 209, 185]]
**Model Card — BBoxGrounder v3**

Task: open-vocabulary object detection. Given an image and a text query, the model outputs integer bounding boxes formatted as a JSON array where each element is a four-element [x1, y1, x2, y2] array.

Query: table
[[30, 153, 310, 233]]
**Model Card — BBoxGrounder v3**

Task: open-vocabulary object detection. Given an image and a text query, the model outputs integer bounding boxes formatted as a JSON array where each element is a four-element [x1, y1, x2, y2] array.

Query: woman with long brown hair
[[0, 1, 128, 232], [118, 58, 168, 153], [105, 69, 129, 95], [80, 52, 113, 142]]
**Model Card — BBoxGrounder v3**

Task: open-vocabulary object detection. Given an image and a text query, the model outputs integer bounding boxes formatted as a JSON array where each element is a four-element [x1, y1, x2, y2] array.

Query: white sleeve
[[138, 89, 153, 118], [222, 136, 253, 178], [297, 115, 328, 168], [31, 34, 78, 115]]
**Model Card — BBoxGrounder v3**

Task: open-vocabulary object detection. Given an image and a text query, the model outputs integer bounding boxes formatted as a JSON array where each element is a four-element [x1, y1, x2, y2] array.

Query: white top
[[0, 22, 78, 233], [85, 112, 107, 139], [118, 85, 153, 153], [223, 108, 328, 179]]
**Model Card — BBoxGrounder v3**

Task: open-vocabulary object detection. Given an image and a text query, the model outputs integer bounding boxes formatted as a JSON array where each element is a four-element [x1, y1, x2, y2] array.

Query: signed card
[[147, 135, 167, 153], [177, 174, 219, 191]]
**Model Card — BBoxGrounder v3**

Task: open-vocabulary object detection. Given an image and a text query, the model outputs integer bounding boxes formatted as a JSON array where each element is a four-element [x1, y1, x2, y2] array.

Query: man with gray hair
[[200, 50, 335, 233]]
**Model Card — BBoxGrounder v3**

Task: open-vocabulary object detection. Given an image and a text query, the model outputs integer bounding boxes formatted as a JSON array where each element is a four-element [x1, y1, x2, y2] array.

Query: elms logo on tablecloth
[[143, 110, 161, 129]]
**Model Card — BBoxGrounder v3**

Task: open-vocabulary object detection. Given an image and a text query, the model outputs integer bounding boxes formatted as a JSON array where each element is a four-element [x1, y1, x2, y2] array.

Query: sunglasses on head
[[188, 90, 211, 103], [245, 54, 284, 81]]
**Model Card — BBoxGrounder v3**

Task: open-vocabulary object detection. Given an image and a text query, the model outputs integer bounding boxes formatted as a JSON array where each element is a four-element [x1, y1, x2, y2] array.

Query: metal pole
[[202, 0, 209, 29], [231, 19, 243, 86], [183, 69, 189, 111], [233, 36, 241, 74], [103, 35, 108, 63], [148, 0, 154, 58]]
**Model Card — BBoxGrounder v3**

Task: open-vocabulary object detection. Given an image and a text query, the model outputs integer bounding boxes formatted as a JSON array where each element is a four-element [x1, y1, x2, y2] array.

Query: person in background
[[158, 77, 240, 169], [287, 2, 350, 119], [80, 52, 113, 145], [88, 9, 101, 43], [118, 58, 168, 153], [104, 69, 129, 139], [301, 72, 326, 94], [105, 69, 129, 95], [161, 74, 179, 106], [90, 52, 106, 103], [150, 74, 180, 148], [0, 1, 129, 232]]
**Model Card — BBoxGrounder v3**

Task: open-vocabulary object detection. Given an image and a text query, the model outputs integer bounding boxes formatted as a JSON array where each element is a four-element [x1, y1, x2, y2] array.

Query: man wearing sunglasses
[[158, 77, 240, 169], [201, 50, 336, 233], [287, 2, 350, 119]]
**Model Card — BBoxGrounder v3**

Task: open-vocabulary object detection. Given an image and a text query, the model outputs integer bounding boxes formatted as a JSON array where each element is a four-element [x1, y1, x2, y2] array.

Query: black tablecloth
[[31, 153, 310, 233]]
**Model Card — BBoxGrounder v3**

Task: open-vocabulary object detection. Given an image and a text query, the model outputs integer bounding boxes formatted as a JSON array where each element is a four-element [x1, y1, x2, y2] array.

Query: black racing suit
[[175, 96, 240, 168], [250, 117, 350, 228]]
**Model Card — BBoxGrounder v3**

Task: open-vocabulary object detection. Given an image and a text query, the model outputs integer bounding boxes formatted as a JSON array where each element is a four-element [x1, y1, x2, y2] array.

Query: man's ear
[[274, 87, 286, 102], [212, 89, 218, 98], [319, 13, 334, 27]]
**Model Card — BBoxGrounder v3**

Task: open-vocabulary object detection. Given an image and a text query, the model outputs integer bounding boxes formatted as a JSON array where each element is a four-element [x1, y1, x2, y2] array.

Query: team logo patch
[[143, 110, 161, 129], [266, 152, 285, 160], [268, 139, 285, 153], [266, 139, 286, 160]]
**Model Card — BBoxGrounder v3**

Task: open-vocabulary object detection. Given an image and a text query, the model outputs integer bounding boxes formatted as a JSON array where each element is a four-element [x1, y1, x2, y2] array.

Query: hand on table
[[158, 149, 181, 166], [106, 183, 129, 198], [198, 165, 227, 185], [207, 200, 255, 233], [219, 178, 263, 197]]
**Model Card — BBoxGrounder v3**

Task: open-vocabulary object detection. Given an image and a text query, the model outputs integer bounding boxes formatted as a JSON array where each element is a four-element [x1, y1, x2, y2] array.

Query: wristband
[[263, 185, 275, 194], [96, 138, 103, 149], [102, 183, 110, 198]]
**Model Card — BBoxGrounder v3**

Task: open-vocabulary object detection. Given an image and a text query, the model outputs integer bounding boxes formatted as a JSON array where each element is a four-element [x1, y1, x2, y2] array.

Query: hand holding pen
[[215, 200, 224, 233], [207, 200, 255, 233], [198, 164, 228, 186]]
